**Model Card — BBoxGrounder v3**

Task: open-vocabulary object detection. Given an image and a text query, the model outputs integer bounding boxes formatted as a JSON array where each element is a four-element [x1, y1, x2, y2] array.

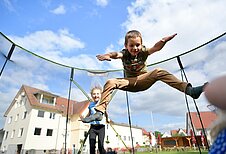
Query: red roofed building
[[186, 111, 217, 143], [142, 128, 150, 146], [0, 85, 147, 153], [170, 128, 187, 137], [1, 84, 90, 153]]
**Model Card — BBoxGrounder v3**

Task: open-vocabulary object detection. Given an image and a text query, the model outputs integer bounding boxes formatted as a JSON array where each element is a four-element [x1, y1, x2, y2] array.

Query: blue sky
[[1, 0, 226, 134], [0, 0, 130, 54]]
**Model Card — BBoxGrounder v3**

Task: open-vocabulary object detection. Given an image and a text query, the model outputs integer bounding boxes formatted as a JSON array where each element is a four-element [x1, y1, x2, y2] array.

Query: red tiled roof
[[170, 128, 187, 136], [170, 130, 177, 135], [72, 100, 90, 115], [188, 111, 217, 129], [4, 85, 90, 116], [142, 128, 149, 135]]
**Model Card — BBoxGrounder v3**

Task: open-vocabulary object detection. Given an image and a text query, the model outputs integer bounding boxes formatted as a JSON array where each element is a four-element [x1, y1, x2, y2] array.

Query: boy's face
[[91, 89, 101, 102], [125, 36, 142, 56]]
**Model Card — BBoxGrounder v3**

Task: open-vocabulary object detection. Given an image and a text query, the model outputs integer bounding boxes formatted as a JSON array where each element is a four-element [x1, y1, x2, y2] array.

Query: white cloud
[[1, 0, 226, 132], [105, 44, 114, 53], [105, 0, 226, 131], [0, 29, 89, 128], [3, 0, 15, 12], [96, 0, 109, 7], [10, 29, 85, 57], [50, 4, 66, 15], [123, 0, 226, 57]]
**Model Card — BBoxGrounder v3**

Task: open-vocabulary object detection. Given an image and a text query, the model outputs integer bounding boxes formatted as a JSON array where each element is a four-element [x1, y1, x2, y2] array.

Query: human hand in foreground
[[204, 75, 226, 110]]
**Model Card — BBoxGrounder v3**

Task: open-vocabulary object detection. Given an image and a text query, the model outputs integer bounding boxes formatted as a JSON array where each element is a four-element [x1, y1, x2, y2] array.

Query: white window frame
[[8, 116, 12, 124], [18, 128, 23, 137], [11, 130, 15, 138], [37, 110, 45, 118], [4, 131, 8, 140], [34, 128, 42, 135], [22, 111, 27, 119], [49, 113, 55, 119], [46, 129, 53, 136], [15, 114, 19, 121]]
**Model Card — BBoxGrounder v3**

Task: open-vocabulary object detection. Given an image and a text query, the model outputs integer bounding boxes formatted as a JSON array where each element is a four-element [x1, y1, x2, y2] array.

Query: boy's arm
[[96, 52, 123, 61], [147, 33, 177, 55]]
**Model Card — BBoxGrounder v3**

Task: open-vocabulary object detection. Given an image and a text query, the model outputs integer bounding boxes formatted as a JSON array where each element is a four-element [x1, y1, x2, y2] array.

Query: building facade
[[186, 111, 217, 145], [1, 85, 150, 154]]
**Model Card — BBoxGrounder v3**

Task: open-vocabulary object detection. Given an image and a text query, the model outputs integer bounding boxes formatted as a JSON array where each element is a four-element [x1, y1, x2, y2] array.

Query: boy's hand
[[162, 33, 177, 42], [96, 54, 111, 61]]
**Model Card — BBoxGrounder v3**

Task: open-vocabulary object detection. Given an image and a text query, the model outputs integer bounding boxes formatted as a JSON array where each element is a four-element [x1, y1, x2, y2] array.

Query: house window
[[34, 128, 42, 135], [3, 146, 6, 152], [46, 129, 53, 136], [8, 116, 12, 124], [15, 101, 18, 108], [18, 128, 23, 137], [128, 136, 130, 141], [11, 130, 15, 138], [15, 114, 19, 121], [21, 96, 27, 105], [22, 111, 27, 119], [38, 110, 45, 117], [123, 136, 126, 141], [49, 113, 55, 119], [42, 96, 54, 105], [43, 97, 49, 104], [20, 98, 24, 106], [4, 131, 8, 140]]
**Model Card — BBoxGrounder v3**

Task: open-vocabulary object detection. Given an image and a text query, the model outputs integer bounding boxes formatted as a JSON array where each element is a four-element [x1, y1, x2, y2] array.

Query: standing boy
[[81, 30, 207, 123]]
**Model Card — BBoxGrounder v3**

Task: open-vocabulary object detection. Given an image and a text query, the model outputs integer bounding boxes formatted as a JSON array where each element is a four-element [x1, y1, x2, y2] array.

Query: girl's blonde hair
[[90, 85, 102, 94]]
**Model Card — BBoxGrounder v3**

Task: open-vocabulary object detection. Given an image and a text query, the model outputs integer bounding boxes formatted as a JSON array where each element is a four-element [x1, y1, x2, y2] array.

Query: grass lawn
[[118, 150, 208, 154], [137, 151, 208, 154], [150, 152, 207, 154]]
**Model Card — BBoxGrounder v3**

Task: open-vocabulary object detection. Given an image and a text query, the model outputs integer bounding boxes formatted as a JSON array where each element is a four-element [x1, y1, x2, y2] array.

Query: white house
[[161, 132, 171, 138], [1, 85, 72, 154], [1, 85, 150, 154], [104, 122, 144, 150]]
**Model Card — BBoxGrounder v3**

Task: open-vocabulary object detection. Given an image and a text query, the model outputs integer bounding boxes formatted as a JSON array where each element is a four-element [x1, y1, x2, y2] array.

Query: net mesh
[[1, 32, 226, 132]]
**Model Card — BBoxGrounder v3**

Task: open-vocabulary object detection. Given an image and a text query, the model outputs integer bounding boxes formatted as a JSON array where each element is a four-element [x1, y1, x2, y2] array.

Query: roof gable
[[5, 85, 89, 116], [188, 111, 217, 129]]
